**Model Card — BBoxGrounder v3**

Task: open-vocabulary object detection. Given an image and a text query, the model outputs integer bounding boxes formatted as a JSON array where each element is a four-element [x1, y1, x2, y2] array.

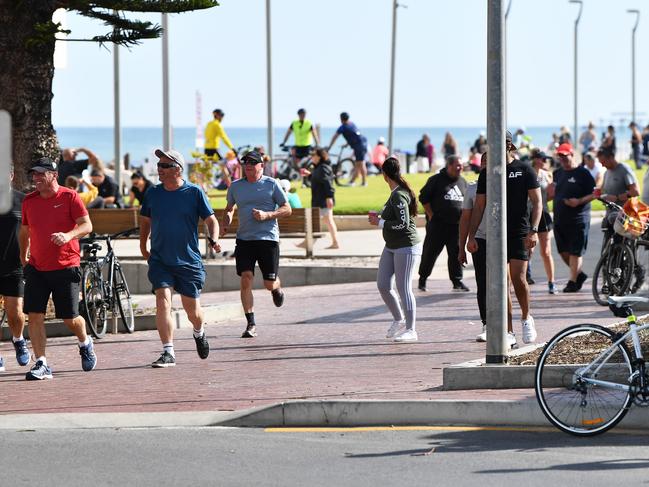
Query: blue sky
[[52, 0, 648, 128]]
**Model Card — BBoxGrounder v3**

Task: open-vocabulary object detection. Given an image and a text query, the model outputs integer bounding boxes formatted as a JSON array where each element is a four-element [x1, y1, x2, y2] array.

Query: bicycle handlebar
[[80, 227, 140, 244]]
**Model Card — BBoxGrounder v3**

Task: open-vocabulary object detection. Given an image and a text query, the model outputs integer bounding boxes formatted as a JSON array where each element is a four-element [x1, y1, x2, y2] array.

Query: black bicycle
[[592, 199, 648, 306], [79, 228, 138, 338]]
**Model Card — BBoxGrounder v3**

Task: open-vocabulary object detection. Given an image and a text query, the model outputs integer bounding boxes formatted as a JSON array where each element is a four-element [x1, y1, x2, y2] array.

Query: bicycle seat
[[607, 295, 649, 307]]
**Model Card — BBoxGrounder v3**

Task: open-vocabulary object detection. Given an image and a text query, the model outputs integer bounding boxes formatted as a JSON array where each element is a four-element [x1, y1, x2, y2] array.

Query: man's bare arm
[[139, 216, 151, 259], [19, 225, 29, 266]]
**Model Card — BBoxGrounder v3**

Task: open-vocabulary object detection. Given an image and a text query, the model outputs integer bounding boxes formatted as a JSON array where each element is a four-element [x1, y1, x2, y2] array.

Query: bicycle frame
[[574, 314, 646, 393]]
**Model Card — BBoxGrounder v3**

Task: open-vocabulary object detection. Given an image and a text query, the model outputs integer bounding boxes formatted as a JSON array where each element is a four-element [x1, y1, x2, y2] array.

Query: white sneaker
[[507, 332, 517, 349], [386, 320, 405, 338], [476, 325, 487, 342], [522, 315, 537, 344], [394, 329, 418, 342]]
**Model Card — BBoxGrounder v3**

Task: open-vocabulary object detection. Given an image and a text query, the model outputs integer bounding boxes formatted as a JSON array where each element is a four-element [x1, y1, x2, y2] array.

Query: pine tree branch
[[64, 0, 219, 13]]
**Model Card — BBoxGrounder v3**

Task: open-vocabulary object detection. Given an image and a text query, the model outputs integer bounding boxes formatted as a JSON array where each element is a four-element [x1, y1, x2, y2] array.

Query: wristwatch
[[530, 226, 538, 234], [208, 237, 217, 246]]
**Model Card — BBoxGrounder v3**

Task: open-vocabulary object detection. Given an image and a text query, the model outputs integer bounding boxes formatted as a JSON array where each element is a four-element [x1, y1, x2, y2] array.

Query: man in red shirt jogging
[[19, 157, 97, 380]]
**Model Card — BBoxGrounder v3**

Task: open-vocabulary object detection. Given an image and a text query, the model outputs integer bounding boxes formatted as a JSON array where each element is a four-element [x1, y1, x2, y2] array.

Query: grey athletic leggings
[[377, 245, 421, 331]]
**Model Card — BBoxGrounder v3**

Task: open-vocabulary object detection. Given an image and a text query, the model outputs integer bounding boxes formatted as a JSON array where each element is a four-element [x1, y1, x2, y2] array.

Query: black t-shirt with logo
[[98, 174, 123, 207], [553, 166, 595, 225], [57, 158, 89, 185], [476, 159, 539, 237], [419, 168, 467, 224], [0, 190, 25, 275]]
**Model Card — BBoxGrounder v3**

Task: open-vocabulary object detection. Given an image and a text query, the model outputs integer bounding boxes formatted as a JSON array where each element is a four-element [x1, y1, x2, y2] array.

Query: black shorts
[[507, 236, 529, 262], [235, 239, 280, 281], [555, 221, 590, 257], [23, 265, 81, 319], [205, 148, 222, 160], [0, 271, 24, 298], [293, 146, 311, 159], [352, 144, 368, 162], [538, 210, 554, 233]]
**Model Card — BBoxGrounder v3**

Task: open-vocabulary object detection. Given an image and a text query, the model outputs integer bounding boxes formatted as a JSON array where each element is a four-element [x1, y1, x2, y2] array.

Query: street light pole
[[486, 0, 507, 364], [388, 0, 398, 154], [628, 9, 640, 125], [162, 13, 172, 151], [113, 23, 121, 191], [569, 0, 583, 143], [265, 0, 273, 160]]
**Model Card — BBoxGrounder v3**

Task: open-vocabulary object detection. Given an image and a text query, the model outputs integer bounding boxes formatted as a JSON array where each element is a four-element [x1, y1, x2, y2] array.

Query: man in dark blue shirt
[[327, 112, 368, 186], [551, 143, 596, 292]]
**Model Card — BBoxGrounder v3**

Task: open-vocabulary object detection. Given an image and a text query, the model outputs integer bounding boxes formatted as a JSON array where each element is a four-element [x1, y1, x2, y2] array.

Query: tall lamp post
[[486, 0, 507, 364], [162, 13, 171, 151], [265, 0, 273, 160], [569, 0, 583, 143], [628, 9, 640, 125], [504, 0, 512, 124], [113, 19, 121, 190], [387, 0, 402, 154]]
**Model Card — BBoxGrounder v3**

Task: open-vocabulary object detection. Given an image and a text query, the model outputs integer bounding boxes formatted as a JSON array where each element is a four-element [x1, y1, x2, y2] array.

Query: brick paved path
[[0, 274, 615, 415]]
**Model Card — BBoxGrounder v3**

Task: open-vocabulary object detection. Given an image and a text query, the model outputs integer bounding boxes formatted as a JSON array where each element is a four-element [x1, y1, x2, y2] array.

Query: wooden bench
[[87, 207, 324, 257]]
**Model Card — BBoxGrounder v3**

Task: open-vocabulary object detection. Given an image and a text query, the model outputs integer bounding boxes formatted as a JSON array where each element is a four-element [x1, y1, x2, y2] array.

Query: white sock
[[193, 327, 204, 338], [12, 336, 24, 343], [37, 356, 47, 366], [79, 337, 90, 347], [163, 343, 175, 358]]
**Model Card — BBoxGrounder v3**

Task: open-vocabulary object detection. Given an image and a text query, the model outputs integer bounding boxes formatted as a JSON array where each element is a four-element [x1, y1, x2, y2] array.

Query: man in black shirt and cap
[[417, 155, 468, 292], [90, 168, 123, 208]]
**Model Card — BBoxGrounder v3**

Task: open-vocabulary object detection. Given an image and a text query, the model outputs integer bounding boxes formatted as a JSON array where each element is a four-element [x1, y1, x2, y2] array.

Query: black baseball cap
[[531, 150, 550, 160], [241, 150, 263, 165], [297, 108, 306, 115], [506, 130, 517, 150], [28, 157, 58, 173], [213, 108, 224, 116]]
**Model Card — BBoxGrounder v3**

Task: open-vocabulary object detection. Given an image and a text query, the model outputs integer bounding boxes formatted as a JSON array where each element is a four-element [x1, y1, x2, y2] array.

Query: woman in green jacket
[[369, 157, 422, 342]]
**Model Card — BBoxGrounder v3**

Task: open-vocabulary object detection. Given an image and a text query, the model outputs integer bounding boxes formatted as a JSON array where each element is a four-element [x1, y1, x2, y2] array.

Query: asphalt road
[[2, 426, 648, 486]]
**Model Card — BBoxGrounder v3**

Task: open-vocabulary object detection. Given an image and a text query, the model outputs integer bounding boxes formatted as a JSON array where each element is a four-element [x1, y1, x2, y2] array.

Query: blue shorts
[[148, 260, 206, 298], [352, 144, 367, 162]]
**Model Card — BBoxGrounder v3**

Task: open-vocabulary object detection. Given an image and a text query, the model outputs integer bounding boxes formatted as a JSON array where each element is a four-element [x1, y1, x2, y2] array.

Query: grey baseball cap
[[154, 148, 185, 168]]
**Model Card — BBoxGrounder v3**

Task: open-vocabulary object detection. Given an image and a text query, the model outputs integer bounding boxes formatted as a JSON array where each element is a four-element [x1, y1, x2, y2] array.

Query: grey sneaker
[[79, 338, 97, 372], [25, 360, 53, 380]]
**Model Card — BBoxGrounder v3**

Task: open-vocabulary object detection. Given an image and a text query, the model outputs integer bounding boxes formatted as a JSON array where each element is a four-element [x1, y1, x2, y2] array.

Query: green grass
[[208, 163, 646, 215]]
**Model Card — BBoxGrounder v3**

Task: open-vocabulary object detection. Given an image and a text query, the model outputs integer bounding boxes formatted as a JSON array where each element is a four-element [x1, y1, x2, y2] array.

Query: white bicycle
[[535, 295, 649, 436]]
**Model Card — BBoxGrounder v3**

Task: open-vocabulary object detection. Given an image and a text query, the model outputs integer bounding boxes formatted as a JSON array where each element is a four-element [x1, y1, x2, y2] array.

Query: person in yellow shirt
[[280, 108, 320, 161], [64, 175, 104, 208], [204, 108, 234, 160]]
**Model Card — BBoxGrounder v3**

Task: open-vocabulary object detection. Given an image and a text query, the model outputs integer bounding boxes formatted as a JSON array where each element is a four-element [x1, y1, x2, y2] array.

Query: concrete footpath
[[1, 221, 648, 430]]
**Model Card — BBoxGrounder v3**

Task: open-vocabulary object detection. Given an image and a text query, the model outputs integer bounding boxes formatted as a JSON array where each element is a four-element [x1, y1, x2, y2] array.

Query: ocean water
[[55, 125, 634, 169]]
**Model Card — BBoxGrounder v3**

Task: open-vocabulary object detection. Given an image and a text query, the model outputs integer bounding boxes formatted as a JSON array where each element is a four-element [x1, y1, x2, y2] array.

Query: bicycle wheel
[[274, 158, 291, 179], [535, 324, 633, 436], [81, 266, 107, 339], [114, 264, 135, 333], [605, 242, 635, 296], [591, 254, 610, 306], [334, 158, 355, 186]]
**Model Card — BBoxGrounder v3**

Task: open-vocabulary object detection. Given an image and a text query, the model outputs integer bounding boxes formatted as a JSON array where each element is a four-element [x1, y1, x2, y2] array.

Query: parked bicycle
[[79, 227, 138, 339], [274, 145, 313, 187], [535, 295, 649, 436], [592, 199, 648, 306]]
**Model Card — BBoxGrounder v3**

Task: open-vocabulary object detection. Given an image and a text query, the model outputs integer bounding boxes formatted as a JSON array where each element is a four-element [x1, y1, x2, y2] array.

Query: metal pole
[[113, 34, 121, 192], [388, 0, 398, 154], [628, 10, 640, 125], [486, 0, 507, 364], [569, 0, 583, 143], [504, 0, 512, 124], [265, 0, 273, 159], [162, 13, 172, 150]]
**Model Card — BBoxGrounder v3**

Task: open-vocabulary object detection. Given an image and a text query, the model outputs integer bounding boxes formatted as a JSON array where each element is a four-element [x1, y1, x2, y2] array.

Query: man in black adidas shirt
[[0, 165, 31, 371], [467, 132, 542, 347], [417, 155, 468, 291]]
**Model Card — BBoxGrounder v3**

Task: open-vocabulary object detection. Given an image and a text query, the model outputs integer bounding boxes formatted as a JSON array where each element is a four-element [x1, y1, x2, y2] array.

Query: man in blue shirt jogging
[[327, 112, 369, 187], [140, 149, 221, 368]]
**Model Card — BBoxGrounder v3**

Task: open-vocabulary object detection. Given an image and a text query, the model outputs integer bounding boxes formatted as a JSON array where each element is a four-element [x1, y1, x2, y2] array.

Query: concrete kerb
[[2, 399, 648, 430]]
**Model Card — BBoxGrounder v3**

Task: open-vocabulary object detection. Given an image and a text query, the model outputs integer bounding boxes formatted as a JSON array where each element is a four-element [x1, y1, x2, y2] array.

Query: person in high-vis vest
[[280, 108, 320, 161], [204, 108, 234, 160]]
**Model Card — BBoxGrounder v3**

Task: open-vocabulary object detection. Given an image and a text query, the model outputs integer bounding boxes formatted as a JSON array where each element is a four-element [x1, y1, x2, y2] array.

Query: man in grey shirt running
[[220, 151, 292, 338]]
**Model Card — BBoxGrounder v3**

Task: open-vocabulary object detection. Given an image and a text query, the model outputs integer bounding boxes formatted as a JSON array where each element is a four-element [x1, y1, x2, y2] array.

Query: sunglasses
[[157, 162, 178, 169]]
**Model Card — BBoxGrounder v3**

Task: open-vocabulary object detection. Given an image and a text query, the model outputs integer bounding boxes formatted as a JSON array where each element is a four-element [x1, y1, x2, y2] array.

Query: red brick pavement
[[0, 277, 616, 415]]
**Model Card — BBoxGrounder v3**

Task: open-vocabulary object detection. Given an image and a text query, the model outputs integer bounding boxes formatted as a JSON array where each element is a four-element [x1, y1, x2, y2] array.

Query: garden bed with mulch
[[509, 315, 649, 366]]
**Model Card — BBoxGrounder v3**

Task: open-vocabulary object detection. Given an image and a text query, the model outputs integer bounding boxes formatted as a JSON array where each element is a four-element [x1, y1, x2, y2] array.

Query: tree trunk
[[0, 1, 58, 191]]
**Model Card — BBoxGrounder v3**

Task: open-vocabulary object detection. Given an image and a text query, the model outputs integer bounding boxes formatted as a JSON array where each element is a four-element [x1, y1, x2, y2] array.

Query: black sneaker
[[563, 280, 579, 293], [194, 333, 210, 359], [575, 272, 588, 290], [418, 280, 427, 292], [452, 281, 470, 292], [241, 324, 257, 338], [151, 351, 176, 368], [271, 289, 285, 307], [526, 276, 535, 285]]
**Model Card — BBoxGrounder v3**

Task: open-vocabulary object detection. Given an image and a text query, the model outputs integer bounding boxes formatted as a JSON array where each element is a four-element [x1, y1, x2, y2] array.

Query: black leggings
[[471, 238, 487, 325]]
